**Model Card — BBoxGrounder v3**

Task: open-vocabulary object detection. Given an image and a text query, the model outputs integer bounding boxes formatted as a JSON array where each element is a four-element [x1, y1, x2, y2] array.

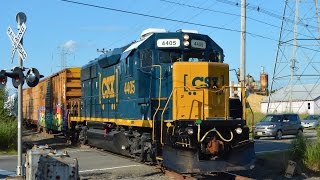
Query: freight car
[[23, 68, 81, 133], [24, 29, 255, 174]]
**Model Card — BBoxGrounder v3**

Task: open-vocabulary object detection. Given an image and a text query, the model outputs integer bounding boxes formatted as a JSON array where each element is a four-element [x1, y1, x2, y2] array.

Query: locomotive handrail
[[160, 87, 176, 145], [200, 127, 234, 142], [158, 85, 236, 145], [151, 65, 162, 143], [159, 86, 226, 145]]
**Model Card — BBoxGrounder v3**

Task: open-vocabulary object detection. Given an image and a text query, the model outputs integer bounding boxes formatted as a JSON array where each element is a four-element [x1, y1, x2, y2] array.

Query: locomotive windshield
[[183, 50, 205, 62], [159, 50, 222, 63]]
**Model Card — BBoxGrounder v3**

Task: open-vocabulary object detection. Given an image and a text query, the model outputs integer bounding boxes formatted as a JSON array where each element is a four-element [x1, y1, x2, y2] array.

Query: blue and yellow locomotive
[[68, 29, 255, 173]]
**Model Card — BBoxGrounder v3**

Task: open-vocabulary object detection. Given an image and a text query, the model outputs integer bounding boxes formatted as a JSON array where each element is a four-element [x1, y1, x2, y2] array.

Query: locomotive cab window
[[140, 50, 153, 67], [159, 51, 181, 63], [125, 56, 134, 77]]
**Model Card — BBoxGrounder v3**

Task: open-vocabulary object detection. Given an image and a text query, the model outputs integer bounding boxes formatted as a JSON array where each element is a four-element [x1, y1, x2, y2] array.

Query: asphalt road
[[254, 129, 317, 154], [0, 130, 317, 179], [0, 148, 162, 180]]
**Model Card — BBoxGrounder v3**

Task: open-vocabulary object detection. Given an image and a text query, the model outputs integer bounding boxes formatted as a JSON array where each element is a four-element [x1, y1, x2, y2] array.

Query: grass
[[290, 127, 320, 172], [0, 149, 17, 155], [0, 119, 17, 152], [246, 110, 265, 133]]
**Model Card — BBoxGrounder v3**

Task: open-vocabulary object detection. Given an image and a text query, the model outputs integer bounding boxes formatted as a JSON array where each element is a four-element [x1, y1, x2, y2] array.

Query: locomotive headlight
[[183, 34, 189, 40], [183, 40, 190, 46], [185, 127, 194, 135], [235, 127, 243, 134]]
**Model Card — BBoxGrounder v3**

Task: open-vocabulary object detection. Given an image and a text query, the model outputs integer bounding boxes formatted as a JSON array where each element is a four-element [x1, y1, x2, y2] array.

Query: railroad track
[[80, 144, 253, 180], [162, 169, 253, 180], [23, 128, 254, 180]]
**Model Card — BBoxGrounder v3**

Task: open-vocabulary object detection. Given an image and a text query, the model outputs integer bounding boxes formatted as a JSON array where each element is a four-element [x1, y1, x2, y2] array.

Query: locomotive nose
[[172, 62, 229, 120]]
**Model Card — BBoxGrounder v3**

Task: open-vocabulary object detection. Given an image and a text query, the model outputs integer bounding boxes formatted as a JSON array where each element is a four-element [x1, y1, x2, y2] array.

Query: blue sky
[[1, 0, 315, 89]]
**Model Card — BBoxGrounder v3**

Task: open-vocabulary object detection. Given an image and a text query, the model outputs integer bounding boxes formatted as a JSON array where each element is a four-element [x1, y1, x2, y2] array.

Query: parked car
[[301, 115, 320, 129], [253, 113, 303, 140]]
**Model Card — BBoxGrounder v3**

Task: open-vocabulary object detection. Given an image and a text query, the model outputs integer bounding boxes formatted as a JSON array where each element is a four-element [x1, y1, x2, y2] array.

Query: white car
[[301, 115, 320, 129]]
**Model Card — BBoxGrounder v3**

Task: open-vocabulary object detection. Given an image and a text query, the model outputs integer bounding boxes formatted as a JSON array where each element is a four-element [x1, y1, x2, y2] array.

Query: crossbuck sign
[[7, 23, 27, 62]]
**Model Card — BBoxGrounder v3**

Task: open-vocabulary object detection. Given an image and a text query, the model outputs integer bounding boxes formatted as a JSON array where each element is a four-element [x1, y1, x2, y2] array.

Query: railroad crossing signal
[[0, 67, 42, 89], [5, 67, 25, 89], [7, 23, 27, 62], [0, 70, 7, 89], [25, 68, 41, 87]]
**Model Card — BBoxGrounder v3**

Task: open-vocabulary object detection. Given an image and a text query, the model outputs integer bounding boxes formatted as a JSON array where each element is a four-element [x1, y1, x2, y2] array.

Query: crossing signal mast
[[2, 12, 44, 176]]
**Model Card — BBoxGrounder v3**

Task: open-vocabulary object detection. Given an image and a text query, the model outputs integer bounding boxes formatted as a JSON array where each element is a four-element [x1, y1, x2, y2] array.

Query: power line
[[215, 0, 318, 30], [160, 0, 317, 39], [161, 0, 279, 29], [58, 0, 320, 53], [59, 0, 269, 39]]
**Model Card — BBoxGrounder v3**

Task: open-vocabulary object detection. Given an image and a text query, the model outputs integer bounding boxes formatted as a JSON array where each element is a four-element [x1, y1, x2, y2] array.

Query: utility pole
[[240, 0, 246, 119]]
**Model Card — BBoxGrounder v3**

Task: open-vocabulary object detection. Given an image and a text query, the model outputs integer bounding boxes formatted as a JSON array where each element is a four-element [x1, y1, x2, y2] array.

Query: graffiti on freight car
[[39, 107, 45, 128], [53, 105, 63, 131], [38, 105, 64, 131], [102, 75, 115, 98]]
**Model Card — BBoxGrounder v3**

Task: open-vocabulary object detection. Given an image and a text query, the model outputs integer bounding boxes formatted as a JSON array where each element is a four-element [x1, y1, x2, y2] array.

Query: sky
[[0, 0, 318, 92]]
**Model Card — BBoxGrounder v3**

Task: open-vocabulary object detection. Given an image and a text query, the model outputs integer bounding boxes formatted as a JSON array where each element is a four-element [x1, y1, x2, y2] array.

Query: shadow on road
[[23, 130, 73, 152]]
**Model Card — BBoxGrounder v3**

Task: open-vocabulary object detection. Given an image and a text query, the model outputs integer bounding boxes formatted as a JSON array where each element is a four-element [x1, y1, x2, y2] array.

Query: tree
[[0, 88, 15, 121]]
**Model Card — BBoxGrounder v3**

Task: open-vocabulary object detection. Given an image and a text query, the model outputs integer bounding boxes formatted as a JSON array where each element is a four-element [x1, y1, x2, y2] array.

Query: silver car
[[301, 115, 320, 129], [253, 113, 303, 140]]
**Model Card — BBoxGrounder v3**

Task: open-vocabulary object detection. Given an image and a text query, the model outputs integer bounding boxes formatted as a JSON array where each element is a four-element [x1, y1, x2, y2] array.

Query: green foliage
[[317, 126, 320, 140], [290, 127, 320, 171], [246, 111, 265, 132], [299, 114, 308, 121], [0, 88, 17, 151], [0, 120, 17, 150], [290, 134, 308, 160], [304, 142, 320, 171]]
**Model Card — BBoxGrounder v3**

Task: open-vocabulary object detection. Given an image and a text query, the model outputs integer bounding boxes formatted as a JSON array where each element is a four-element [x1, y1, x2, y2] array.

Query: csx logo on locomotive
[[102, 75, 115, 98], [185, 74, 222, 89]]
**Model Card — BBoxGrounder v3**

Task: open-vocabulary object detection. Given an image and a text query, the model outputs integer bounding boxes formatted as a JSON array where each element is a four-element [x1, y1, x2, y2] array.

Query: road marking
[[256, 149, 288, 154], [65, 149, 93, 153], [79, 165, 143, 173]]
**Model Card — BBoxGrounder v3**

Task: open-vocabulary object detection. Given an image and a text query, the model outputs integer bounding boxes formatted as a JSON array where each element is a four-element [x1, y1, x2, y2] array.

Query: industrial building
[[261, 84, 320, 114]]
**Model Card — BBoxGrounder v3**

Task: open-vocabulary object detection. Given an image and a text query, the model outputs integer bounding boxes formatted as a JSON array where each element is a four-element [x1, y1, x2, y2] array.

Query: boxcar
[[23, 68, 81, 132]]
